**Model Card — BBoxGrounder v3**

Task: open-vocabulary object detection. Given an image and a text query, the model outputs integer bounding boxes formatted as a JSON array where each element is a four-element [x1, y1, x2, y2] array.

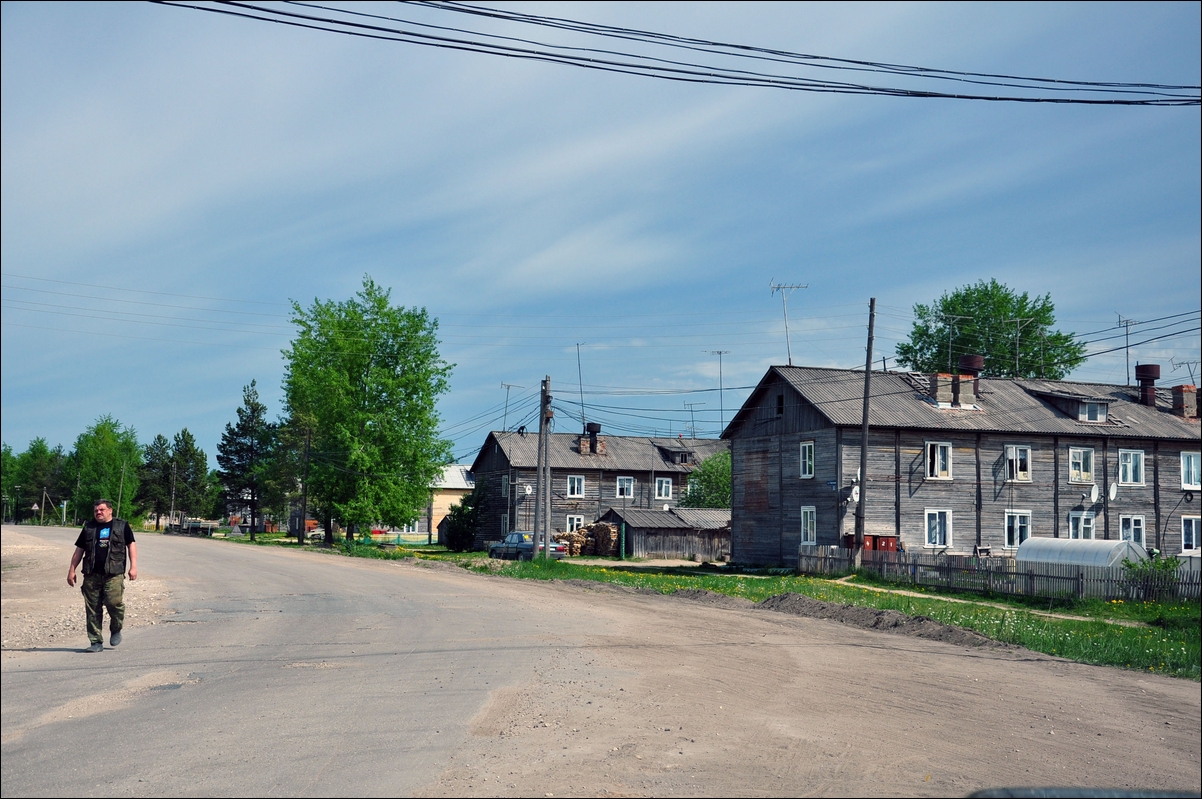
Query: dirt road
[[3, 525, 1198, 797]]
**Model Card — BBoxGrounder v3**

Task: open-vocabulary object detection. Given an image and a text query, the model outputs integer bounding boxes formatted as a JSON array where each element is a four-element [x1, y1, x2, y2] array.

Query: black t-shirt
[[75, 521, 135, 574]]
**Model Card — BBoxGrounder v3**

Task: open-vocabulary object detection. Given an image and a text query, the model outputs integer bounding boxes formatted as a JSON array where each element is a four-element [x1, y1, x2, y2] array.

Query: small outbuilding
[[1015, 537, 1148, 567], [599, 506, 731, 562]]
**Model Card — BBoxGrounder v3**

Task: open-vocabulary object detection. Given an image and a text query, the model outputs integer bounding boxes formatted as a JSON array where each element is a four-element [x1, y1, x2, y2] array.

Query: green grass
[[448, 557, 1200, 680]]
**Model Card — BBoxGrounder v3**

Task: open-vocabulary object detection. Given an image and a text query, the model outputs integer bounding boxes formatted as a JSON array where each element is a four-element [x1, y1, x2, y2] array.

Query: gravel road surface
[[3, 525, 1198, 797]]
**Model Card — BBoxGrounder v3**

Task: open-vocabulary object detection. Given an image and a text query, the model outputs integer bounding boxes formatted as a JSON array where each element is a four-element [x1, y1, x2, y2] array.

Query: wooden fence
[[796, 546, 1201, 602]]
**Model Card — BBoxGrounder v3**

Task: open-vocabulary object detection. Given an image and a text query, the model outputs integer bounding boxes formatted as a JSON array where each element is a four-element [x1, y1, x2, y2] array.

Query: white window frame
[[401, 521, 418, 534], [1006, 445, 1032, 482], [1078, 402, 1108, 423], [1004, 510, 1031, 549], [616, 476, 635, 498], [925, 509, 952, 548], [501, 513, 509, 534], [1119, 515, 1145, 547], [566, 515, 585, 532], [655, 477, 673, 500], [1069, 447, 1094, 484], [1182, 452, 1201, 491], [800, 441, 815, 479], [801, 506, 817, 545], [501, 474, 509, 497], [926, 442, 952, 480], [1119, 449, 1145, 486], [567, 475, 585, 498], [1183, 517, 1200, 551], [1069, 511, 1096, 540]]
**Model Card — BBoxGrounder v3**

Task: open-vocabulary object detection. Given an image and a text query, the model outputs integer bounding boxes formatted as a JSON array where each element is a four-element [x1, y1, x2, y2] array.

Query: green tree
[[680, 450, 731, 509], [72, 416, 142, 522], [11, 438, 72, 524], [894, 279, 1086, 379], [216, 380, 276, 542], [443, 479, 486, 552], [282, 275, 452, 544], [1, 443, 17, 522], [171, 428, 210, 526], [136, 434, 174, 530]]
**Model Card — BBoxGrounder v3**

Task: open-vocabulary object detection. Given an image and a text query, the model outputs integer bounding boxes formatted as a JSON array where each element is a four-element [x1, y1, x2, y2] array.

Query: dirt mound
[[669, 588, 756, 609], [757, 592, 1002, 648]]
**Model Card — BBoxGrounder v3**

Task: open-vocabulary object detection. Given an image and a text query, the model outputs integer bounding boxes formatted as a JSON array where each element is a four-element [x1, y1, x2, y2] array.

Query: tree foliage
[[3, 438, 73, 523], [680, 450, 732, 509], [216, 380, 276, 542], [72, 416, 142, 521], [894, 279, 1086, 379], [444, 479, 486, 552], [137, 434, 173, 529], [171, 428, 211, 524], [283, 275, 452, 544]]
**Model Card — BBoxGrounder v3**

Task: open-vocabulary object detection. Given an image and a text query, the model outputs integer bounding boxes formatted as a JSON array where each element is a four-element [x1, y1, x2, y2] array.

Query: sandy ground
[[3, 527, 1199, 797], [1, 526, 168, 652]]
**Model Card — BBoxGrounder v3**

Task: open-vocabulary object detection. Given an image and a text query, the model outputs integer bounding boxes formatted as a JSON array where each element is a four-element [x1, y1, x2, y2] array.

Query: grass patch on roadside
[[457, 557, 1200, 680]]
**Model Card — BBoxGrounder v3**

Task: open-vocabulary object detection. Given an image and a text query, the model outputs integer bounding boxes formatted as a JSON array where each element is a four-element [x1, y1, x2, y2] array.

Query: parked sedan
[[488, 532, 567, 560]]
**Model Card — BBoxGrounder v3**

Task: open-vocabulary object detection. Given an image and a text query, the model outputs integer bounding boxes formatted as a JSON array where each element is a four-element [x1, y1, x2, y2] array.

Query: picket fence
[[796, 546, 1201, 602]]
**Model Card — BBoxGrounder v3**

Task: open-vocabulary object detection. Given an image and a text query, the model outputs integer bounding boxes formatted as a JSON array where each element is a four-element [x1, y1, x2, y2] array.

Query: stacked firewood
[[553, 531, 586, 557], [553, 522, 620, 556]]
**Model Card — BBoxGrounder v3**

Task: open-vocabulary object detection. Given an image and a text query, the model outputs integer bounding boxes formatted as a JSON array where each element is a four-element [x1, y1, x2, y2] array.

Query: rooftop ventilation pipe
[[1135, 363, 1160, 407]]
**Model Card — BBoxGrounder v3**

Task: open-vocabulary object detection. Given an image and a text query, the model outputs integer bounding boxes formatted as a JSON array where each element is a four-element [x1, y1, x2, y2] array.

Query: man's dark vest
[[81, 519, 130, 576]]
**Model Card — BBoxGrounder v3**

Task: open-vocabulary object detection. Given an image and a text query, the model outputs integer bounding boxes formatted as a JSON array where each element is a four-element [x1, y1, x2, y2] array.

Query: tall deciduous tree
[[72, 416, 142, 521], [137, 434, 173, 530], [679, 450, 732, 509], [894, 279, 1086, 379], [216, 380, 275, 542], [283, 276, 452, 544]]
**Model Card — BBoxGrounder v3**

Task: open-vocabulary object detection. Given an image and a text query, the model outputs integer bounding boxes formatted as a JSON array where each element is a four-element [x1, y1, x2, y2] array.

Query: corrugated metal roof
[[601, 506, 731, 530], [434, 464, 474, 490], [728, 366, 1198, 440], [482, 431, 728, 472]]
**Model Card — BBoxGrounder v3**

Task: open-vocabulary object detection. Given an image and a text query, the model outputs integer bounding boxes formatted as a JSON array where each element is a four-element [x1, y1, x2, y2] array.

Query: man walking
[[67, 499, 138, 652]]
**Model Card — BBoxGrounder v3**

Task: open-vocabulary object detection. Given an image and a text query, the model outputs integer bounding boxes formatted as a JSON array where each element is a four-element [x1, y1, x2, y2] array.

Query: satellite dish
[[524, 485, 533, 495], [663, 504, 670, 511], [1089, 484, 1099, 504], [850, 485, 860, 503], [1108, 483, 1117, 502]]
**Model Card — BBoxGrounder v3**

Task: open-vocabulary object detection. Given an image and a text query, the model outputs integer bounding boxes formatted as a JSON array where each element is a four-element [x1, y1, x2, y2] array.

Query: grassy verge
[[449, 556, 1200, 680]]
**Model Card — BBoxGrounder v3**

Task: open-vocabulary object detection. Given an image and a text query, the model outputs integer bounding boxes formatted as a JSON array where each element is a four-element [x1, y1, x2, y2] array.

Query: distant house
[[599, 506, 731, 561], [723, 360, 1200, 567], [468, 425, 728, 550]]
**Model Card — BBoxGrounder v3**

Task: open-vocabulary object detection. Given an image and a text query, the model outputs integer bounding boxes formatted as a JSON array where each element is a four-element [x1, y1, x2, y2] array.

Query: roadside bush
[[444, 478, 486, 552]]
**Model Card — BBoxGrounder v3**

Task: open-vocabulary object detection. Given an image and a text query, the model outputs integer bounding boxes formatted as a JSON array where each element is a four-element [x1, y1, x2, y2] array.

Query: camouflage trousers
[[81, 573, 125, 645]]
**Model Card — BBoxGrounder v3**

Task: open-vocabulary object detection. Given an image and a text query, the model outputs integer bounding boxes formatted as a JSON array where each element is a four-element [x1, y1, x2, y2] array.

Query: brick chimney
[[929, 374, 954, 405], [957, 354, 984, 401], [580, 422, 606, 454], [1135, 364, 1160, 407], [1172, 385, 1197, 419]]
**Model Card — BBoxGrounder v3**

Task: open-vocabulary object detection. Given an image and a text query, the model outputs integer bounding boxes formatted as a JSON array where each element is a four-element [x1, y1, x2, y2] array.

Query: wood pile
[[553, 531, 586, 557], [553, 521, 620, 557]]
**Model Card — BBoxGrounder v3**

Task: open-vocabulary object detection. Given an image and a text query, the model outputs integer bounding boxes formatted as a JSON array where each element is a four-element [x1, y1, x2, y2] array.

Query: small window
[[1078, 402, 1108, 423], [1119, 515, 1145, 547], [678, 452, 689, 464], [926, 509, 951, 547], [1069, 511, 1095, 540], [776, 394, 784, 417], [800, 441, 815, 479], [1119, 449, 1145, 485], [1184, 517, 1200, 551], [655, 478, 673, 499], [566, 515, 584, 532], [501, 475, 509, 497], [1182, 452, 1201, 491], [1069, 447, 1094, 484], [801, 506, 816, 545], [616, 476, 635, 498], [567, 475, 585, 498], [1006, 445, 1032, 482], [501, 514, 509, 534], [926, 442, 952, 480], [1005, 511, 1031, 549]]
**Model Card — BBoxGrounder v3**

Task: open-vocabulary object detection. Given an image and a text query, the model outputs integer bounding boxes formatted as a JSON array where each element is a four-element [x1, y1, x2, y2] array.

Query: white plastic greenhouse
[[1015, 537, 1148, 567]]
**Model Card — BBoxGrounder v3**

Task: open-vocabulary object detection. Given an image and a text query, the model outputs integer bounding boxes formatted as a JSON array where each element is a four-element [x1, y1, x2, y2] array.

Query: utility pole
[[534, 377, 552, 560], [706, 350, 730, 434], [298, 429, 310, 546], [500, 382, 523, 432], [684, 402, 705, 439], [1004, 317, 1036, 377], [769, 281, 808, 366], [1117, 314, 1139, 385], [116, 460, 127, 520], [854, 298, 876, 569], [938, 314, 971, 373], [169, 460, 177, 533]]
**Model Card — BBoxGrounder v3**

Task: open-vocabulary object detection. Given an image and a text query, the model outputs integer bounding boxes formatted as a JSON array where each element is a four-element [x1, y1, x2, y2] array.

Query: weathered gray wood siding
[[1158, 442, 1199, 555]]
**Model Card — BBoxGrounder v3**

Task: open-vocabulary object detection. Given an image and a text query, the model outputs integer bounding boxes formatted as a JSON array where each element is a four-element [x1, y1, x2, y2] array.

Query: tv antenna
[[770, 280, 808, 366], [1171, 357, 1200, 386], [1003, 317, 1036, 377], [937, 313, 972, 373], [684, 401, 705, 439], [500, 382, 524, 432], [1117, 314, 1139, 385]]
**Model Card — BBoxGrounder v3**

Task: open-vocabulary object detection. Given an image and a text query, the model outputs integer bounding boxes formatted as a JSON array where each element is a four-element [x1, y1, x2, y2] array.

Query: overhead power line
[[151, 1, 1200, 105]]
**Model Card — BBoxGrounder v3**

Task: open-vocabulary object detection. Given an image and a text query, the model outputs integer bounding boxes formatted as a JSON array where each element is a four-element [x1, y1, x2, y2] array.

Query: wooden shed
[[599, 506, 731, 561]]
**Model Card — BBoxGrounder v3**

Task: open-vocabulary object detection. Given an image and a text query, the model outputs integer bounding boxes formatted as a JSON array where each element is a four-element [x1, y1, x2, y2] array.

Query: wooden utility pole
[[534, 377, 551, 560], [854, 298, 876, 568], [543, 379, 554, 559]]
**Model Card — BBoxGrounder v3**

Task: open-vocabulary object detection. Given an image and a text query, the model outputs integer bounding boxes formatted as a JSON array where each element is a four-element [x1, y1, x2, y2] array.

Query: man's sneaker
[[110, 631, 122, 647], [85, 642, 103, 653]]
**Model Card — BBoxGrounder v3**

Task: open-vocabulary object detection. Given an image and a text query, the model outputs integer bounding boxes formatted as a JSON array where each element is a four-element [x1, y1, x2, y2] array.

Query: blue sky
[[3, 1, 1199, 466]]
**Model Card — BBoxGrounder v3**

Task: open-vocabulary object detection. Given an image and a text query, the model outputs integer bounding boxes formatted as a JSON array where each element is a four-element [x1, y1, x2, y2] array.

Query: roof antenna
[[576, 343, 587, 433], [770, 280, 808, 366]]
